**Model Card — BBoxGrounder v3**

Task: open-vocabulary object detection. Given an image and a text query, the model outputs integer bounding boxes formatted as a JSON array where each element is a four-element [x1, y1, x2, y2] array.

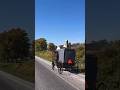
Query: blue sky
[[0, 0, 34, 41], [35, 0, 85, 45]]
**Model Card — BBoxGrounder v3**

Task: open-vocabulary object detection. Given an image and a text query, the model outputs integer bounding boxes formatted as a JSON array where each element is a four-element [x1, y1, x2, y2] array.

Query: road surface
[[0, 71, 34, 90], [35, 57, 83, 90]]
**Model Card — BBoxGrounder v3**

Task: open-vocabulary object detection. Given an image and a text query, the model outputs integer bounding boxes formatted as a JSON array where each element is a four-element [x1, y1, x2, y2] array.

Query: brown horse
[[56, 61, 63, 74]]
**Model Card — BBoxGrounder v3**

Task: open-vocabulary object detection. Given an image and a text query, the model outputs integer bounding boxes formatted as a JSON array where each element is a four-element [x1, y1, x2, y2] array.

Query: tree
[[31, 40, 35, 59], [47, 43, 57, 61], [0, 28, 30, 63], [48, 43, 56, 51], [8, 28, 30, 60], [0, 31, 8, 62], [35, 38, 47, 51]]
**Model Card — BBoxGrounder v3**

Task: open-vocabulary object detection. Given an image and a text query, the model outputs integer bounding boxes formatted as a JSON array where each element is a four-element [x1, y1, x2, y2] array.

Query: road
[[35, 57, 84, 90], [0, 71, 34, 90]]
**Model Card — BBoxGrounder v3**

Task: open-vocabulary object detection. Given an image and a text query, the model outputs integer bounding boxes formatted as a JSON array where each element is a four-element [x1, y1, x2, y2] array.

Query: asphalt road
[[0, 71, 34, 90], [0, 76, 14, 90], [35, 58, 78, 90]]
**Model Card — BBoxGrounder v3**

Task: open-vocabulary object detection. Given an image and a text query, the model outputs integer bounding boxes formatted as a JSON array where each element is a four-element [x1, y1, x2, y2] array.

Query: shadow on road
[[64, 67, 83, 75]]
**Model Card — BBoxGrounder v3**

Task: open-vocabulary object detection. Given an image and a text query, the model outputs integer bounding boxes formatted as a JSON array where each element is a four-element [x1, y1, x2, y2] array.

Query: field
[[0, 61, 34, 82]]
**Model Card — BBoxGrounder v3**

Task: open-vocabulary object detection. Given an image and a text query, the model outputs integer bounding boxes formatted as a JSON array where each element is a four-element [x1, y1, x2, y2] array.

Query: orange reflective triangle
[[68, 59, 73, 64]]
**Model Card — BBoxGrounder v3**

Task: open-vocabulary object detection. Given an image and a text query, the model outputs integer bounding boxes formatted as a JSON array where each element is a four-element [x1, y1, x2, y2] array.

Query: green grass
[[74, 62, 85, 73], [35, 51, 53, 62], [0, 61, 34, 83]]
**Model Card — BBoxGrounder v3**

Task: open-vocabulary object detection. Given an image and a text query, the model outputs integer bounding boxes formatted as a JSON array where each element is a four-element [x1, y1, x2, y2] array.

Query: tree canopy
[[0, 28, 30, 63], [35, 38, 47, 51], [48, 43, 56, 51]]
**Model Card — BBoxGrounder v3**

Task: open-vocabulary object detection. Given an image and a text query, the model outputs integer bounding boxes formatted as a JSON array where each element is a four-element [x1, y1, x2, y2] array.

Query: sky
[[0, 0, 34, 41], [35, 0, 85, 45], [86, 0, 120, 42]]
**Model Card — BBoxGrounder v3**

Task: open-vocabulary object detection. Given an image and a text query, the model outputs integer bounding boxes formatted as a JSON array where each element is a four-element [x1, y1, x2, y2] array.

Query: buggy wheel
[[68, 65, 72, 72], [58, 67, 63, 74]]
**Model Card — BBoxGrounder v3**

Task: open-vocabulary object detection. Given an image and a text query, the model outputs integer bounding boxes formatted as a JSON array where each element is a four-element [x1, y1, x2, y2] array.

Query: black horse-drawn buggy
[[54, 48, 76, 74]]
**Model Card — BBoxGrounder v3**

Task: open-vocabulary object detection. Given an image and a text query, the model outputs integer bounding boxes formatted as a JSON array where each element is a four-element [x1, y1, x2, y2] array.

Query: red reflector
[[68, 59, 73, 64]]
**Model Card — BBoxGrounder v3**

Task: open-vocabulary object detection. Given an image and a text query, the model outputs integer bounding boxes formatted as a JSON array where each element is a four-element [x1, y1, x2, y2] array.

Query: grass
[[35, 50, 53, 62], [78, 63, 85, 73], [74, 61, 85, 73], [0, 61, 34, 83]]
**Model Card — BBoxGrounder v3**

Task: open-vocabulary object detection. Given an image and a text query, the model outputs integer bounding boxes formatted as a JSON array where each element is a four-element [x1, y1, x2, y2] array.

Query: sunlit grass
[[35, 50, 53, 62]]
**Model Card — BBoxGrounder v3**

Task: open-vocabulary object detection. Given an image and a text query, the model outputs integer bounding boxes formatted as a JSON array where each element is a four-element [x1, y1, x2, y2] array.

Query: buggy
[[55, 48, 76, 74]]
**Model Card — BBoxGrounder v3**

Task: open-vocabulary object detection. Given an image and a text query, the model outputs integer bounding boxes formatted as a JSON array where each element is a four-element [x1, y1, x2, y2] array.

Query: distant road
[[0, 71, 34, 90], [35, 57, 79, 90]]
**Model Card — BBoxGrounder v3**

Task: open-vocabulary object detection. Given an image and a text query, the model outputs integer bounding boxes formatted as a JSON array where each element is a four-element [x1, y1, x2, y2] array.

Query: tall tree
[[48, 43, 56, 51], [0, 28, 30, 63], [35, 38, 47, 51], [0, 31, 8, 62]]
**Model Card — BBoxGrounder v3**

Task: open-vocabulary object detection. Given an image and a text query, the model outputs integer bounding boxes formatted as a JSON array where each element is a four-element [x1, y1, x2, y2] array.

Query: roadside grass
[[76, 58, 85, 73], [75, 63, 85, 73], [0, 61, 34, 83], [35, 51, 53, 62]]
